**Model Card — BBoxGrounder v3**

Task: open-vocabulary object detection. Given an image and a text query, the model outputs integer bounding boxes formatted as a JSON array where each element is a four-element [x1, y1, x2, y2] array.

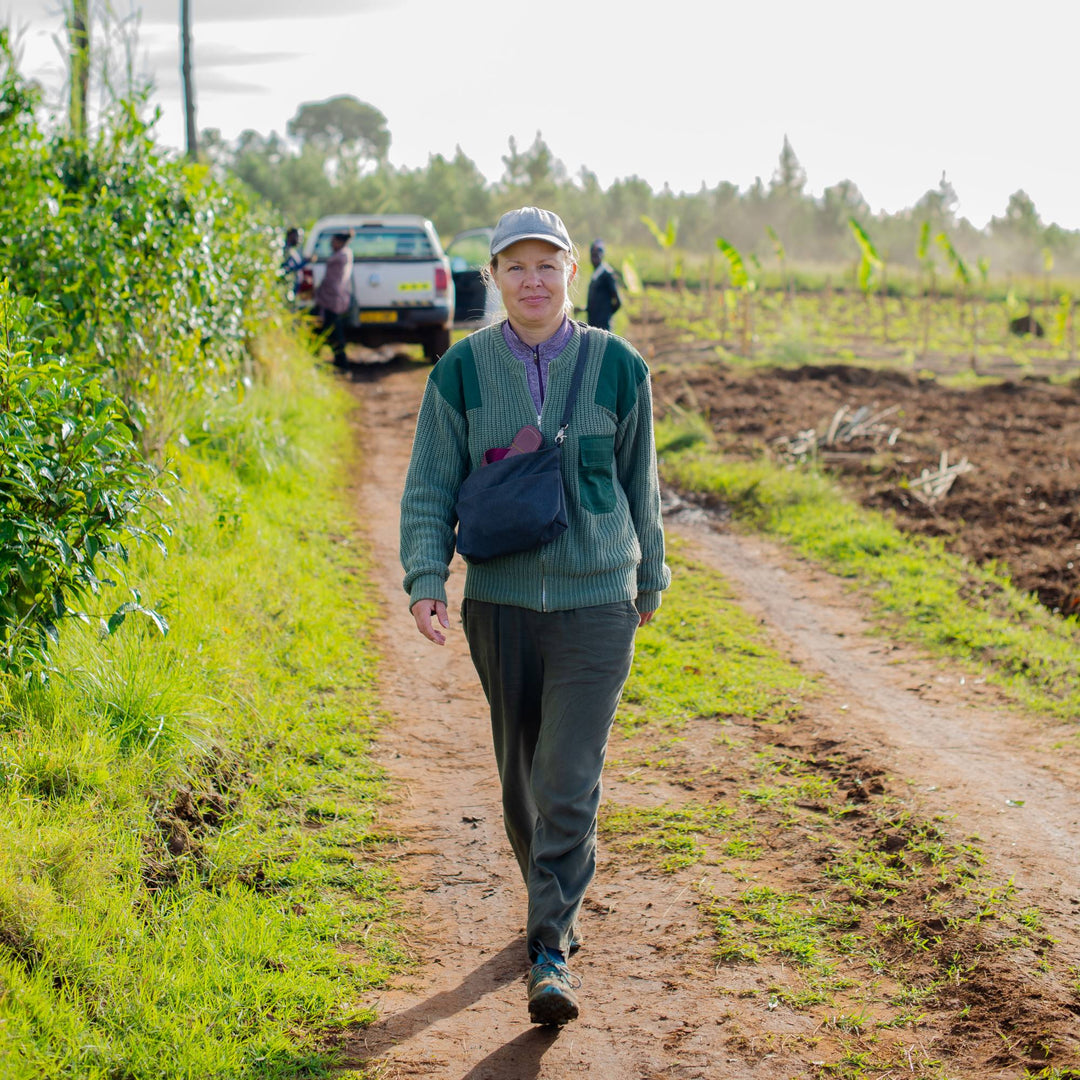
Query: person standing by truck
[[314, 232, 353, 367], [281, 226, 308, 300]]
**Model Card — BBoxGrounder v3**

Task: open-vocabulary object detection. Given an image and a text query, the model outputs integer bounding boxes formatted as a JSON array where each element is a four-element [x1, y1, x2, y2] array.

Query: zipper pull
[[534, 345, 544, 406]]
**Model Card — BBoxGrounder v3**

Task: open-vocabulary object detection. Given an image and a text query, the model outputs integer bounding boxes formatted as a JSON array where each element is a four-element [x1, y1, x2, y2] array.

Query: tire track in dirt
[[339, 357, 1080, 1079], [666, 505, 1080, 899]]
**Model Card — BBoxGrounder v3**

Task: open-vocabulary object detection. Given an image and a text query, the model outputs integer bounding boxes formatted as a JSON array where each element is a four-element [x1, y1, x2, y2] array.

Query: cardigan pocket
[[578, 434, 616, 514]]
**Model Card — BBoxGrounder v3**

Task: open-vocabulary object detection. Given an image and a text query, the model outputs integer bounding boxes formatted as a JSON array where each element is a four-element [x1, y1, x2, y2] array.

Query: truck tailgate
[[354, 263, 437, 313]]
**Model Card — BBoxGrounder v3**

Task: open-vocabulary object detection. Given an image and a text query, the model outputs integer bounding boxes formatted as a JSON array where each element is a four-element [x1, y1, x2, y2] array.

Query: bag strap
[[555, 326, 589, 445]]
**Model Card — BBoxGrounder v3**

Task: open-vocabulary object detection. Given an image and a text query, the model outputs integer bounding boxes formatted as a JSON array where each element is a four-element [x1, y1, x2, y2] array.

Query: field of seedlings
[[638, 287, 1080, 620], [642, 284, 1077, 377]]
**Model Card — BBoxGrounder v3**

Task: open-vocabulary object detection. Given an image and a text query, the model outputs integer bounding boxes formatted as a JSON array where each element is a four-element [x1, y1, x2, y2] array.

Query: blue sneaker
[[527, 946, 580, 1026]]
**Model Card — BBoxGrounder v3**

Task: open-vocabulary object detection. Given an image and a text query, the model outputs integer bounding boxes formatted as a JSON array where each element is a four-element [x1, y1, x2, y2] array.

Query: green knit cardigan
[[400, 321, 671, 614]]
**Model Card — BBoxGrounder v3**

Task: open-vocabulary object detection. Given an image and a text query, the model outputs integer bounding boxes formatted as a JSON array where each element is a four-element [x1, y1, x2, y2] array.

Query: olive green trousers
[[461, 598, 639, 962]]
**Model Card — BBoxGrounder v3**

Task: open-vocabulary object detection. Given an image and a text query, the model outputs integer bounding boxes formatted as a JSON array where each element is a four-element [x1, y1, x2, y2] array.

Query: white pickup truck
[[297, 214, 454, 361]]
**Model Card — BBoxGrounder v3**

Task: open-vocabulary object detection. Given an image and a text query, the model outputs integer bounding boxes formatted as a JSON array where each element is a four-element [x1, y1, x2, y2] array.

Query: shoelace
[[531, 955, 582, 990]]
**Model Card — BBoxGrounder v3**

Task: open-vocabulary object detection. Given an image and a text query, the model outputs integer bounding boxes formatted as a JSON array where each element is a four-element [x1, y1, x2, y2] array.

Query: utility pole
[[180, 0, 197, 160], [68, 0, 90, 141]]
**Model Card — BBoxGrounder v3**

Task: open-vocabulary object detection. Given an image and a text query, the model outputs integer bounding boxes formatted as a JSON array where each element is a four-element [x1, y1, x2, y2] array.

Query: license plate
[[359, 311, 398, 323]]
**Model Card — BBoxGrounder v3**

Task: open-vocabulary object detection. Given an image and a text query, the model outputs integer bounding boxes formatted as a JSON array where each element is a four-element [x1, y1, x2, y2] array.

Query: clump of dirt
[[645, 324, 1080, 618], [141, 752, 244, 892]]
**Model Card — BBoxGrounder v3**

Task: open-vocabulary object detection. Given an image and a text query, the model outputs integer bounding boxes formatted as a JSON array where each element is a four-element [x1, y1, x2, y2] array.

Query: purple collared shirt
[[501, 316, 574, 416]]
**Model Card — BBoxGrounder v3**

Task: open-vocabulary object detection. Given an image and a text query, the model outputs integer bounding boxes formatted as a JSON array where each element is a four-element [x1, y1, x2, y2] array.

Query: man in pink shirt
[[315, 232, 353, 367]]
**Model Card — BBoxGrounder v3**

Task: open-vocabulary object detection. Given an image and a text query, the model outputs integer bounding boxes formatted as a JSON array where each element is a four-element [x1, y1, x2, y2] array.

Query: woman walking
[[399, 206, 670, 1025]]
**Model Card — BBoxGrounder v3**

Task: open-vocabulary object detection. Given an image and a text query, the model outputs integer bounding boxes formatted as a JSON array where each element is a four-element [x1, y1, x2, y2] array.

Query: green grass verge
[[0, 334, 398, 1079], [655, 415, 1080, 722], [620, 543, 811, 732]]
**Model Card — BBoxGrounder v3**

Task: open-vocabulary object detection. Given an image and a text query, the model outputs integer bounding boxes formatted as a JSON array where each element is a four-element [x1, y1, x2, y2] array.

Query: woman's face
[[491, 239, 576, 338]]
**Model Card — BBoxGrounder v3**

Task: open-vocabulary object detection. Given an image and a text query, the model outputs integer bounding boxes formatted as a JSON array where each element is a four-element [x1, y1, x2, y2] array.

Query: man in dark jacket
[[585, 240, 621, 330]]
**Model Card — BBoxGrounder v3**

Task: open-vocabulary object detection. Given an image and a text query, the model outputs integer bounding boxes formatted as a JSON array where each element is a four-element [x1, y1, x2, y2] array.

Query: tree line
[[36, 2, 1080, 285], [204, 98, 1080, 281]]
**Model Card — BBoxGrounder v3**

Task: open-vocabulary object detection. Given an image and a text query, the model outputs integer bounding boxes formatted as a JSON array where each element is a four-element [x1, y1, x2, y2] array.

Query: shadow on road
[[313, 343, 432, 385], [350, 939, 540, 1066], [459, 1026, 561, 1079]]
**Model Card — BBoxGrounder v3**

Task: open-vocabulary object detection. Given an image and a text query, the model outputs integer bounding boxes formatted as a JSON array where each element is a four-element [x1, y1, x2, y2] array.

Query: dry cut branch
[[774, 403, 903, 460], [906, 451, 975, 507]]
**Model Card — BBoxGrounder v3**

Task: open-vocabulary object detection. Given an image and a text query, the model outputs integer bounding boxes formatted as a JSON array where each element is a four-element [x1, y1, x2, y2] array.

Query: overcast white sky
[[4, 0, 1078, 231]]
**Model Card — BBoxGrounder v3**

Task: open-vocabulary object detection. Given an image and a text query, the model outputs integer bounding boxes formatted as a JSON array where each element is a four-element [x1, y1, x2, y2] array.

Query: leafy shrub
[[0, 33, 303, 674], [0, 33, 283, 454], [0, 283, 166, 675]]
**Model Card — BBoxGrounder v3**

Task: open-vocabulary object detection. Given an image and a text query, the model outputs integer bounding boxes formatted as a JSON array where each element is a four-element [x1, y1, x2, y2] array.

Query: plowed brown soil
[[641, 319, 1080, 618], [334, 343, 1080, 1080]]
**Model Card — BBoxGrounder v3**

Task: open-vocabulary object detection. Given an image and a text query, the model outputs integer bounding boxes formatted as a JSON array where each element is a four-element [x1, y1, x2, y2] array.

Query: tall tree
[[499, 131, 564, 208], [770, 135, 806, 197], [998, 190, 1042, 237], [913, 171, 959, 229], [67, 0, 90, 140], [180, 0, 197, 160], [286, 96, 390, 171]]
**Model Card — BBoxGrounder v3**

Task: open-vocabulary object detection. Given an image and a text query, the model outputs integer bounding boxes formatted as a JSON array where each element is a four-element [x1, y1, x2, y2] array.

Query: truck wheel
[[423, 327, 452, 362]]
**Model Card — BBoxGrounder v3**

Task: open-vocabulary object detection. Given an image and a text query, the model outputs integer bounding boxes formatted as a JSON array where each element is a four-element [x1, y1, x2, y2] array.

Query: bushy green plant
[[0, 36, 301, 672], [0, 283, 166, 675], [0, 35, 283, 452]]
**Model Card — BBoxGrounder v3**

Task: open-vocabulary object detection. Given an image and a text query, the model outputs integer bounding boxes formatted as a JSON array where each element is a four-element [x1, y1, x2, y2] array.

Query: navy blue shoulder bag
[[454, 329, 589, 564]]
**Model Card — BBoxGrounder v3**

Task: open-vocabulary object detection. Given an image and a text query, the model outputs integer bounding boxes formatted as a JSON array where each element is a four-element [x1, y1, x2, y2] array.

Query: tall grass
[[0, 334, 400, 1079]]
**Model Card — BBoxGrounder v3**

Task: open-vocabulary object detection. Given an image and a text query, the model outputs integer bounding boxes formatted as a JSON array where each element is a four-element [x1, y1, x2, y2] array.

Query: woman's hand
[[411, 599, 450, 645], [638, 610, 655, 627]]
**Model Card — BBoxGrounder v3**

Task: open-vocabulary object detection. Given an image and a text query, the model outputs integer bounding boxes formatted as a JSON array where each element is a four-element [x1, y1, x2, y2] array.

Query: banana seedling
[[620, 253, 645, 322], [766, 225, 791, 300], [848, 217, 888, 341], [936, 231, 977, 369], [1053, 292, 1076, 361], [1042, 247, 1054, 304], [916, 222, 937, 358], [620, 255, 642, 296], [716, 236, 757, 358], [640, 215, 679, 290], [935, 230, 971, 294]]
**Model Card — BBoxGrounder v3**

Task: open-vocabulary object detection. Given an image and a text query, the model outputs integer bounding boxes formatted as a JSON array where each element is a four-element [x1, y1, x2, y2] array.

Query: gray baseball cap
[[490, 206, 572, 256]]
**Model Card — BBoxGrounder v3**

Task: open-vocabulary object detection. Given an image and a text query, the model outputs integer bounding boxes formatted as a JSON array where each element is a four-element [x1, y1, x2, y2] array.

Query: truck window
[[312, 228, 436, 261]]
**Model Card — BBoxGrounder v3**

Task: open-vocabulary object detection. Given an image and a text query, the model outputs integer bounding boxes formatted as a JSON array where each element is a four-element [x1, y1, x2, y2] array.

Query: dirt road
[[340, 355, 1080, 1079]]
